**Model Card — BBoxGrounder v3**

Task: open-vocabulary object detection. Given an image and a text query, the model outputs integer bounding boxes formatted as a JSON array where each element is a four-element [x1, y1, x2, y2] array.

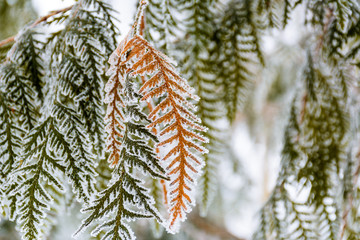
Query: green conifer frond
[[52, 103, 97, 203], [145, 0, 182, 52], [0, 92, 24, 221], [12, 118, 66, 240], [0, 92, 23, 180], [0, 28, 45, 132], [0, 1, 119, 238], [13, 112, 97, 239], [11, 29, 44, 102], [0, 61, 39, 130], [304, 0, 359, 62], [78, 76, 167, 240], [83, 0, 119, 55], [255, 53, 349, 240], [253, 97, 304, 240], [48, 0, 118, 156], [255, 0, 282, 28], [219, 0, 262, 123]]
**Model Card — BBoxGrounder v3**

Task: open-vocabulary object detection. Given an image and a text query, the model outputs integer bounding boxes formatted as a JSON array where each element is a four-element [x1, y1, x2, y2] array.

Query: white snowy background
[[28, 0, 306, 239]]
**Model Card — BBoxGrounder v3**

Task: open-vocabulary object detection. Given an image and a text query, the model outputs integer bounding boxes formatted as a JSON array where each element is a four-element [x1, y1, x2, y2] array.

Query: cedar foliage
[[78, 76, 168, 240], [115, 6, 209, 228], [2, 0, 360, 240]]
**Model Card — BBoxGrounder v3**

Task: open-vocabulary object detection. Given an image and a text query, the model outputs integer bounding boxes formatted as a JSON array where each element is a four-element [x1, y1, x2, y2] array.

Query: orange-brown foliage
[[115, 34, 208, 230]]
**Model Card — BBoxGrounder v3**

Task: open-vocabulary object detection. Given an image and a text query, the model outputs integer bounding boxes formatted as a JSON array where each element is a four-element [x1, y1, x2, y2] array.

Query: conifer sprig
[[296, 56, 348, 240], [219, 0, 262, 123], [0, 60, 39, 131], [83, 0, 119, 55], [0, 92, 23, 181], [78, 75, 168, 240], [52, 103, 97, 203], [144, 0, 182, 52], [0, 92, 24, 221], [11, 29, 44, 102], [13, 118, 66, 240], [115, 31, 208, 230], [254, 53, 349, 240], [48, 0, 119, 156], [14, 108, 97, 240], [0, 1, 118, 239], [255, 0, 281, 28], [253, 97, 317, 240]]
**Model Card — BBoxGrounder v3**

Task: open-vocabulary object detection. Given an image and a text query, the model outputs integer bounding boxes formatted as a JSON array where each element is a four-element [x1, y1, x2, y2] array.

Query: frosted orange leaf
[[116, 34, 208, 231]]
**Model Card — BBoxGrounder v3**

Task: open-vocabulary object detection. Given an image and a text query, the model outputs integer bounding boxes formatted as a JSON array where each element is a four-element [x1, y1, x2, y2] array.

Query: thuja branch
[[0, 5, 73, 48], [118, 33, 208, 231], [105, 1, 209, 232]]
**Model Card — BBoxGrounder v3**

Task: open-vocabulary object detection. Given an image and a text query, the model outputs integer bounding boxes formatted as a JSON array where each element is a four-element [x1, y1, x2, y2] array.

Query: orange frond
[[104, 50, 126, 167], [116, 32, 208, 231]]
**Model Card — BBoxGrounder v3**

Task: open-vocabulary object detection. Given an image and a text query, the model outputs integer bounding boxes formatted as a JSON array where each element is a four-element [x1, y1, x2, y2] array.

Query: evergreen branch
[[15, 115, 97, 239], [0, 92, 23, 220], [255, 0, 281, 28], [257, 54, 349, 239], [11, 29, 44, 101], [297, 59, 347, 239], [78, 75, 167, 240], [83, 0, 119, 55], [12, 118, 66, 240], [52, 104, 97, 203], [144, 0, 183, 53], [0, 61, 39, 130], [49, 1, 119, 156], [253, 96, 303, 240], [219, 0, 261, 123], [305, 0, 358, 62], [0, 92, 23, 179], [115, 31, 208, 230]]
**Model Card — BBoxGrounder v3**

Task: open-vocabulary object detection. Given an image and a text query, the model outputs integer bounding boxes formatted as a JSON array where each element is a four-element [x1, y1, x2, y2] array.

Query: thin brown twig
[[0, 36, 15, 48], [188, 213, 247, 240], [0, 5, 73, 49]]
